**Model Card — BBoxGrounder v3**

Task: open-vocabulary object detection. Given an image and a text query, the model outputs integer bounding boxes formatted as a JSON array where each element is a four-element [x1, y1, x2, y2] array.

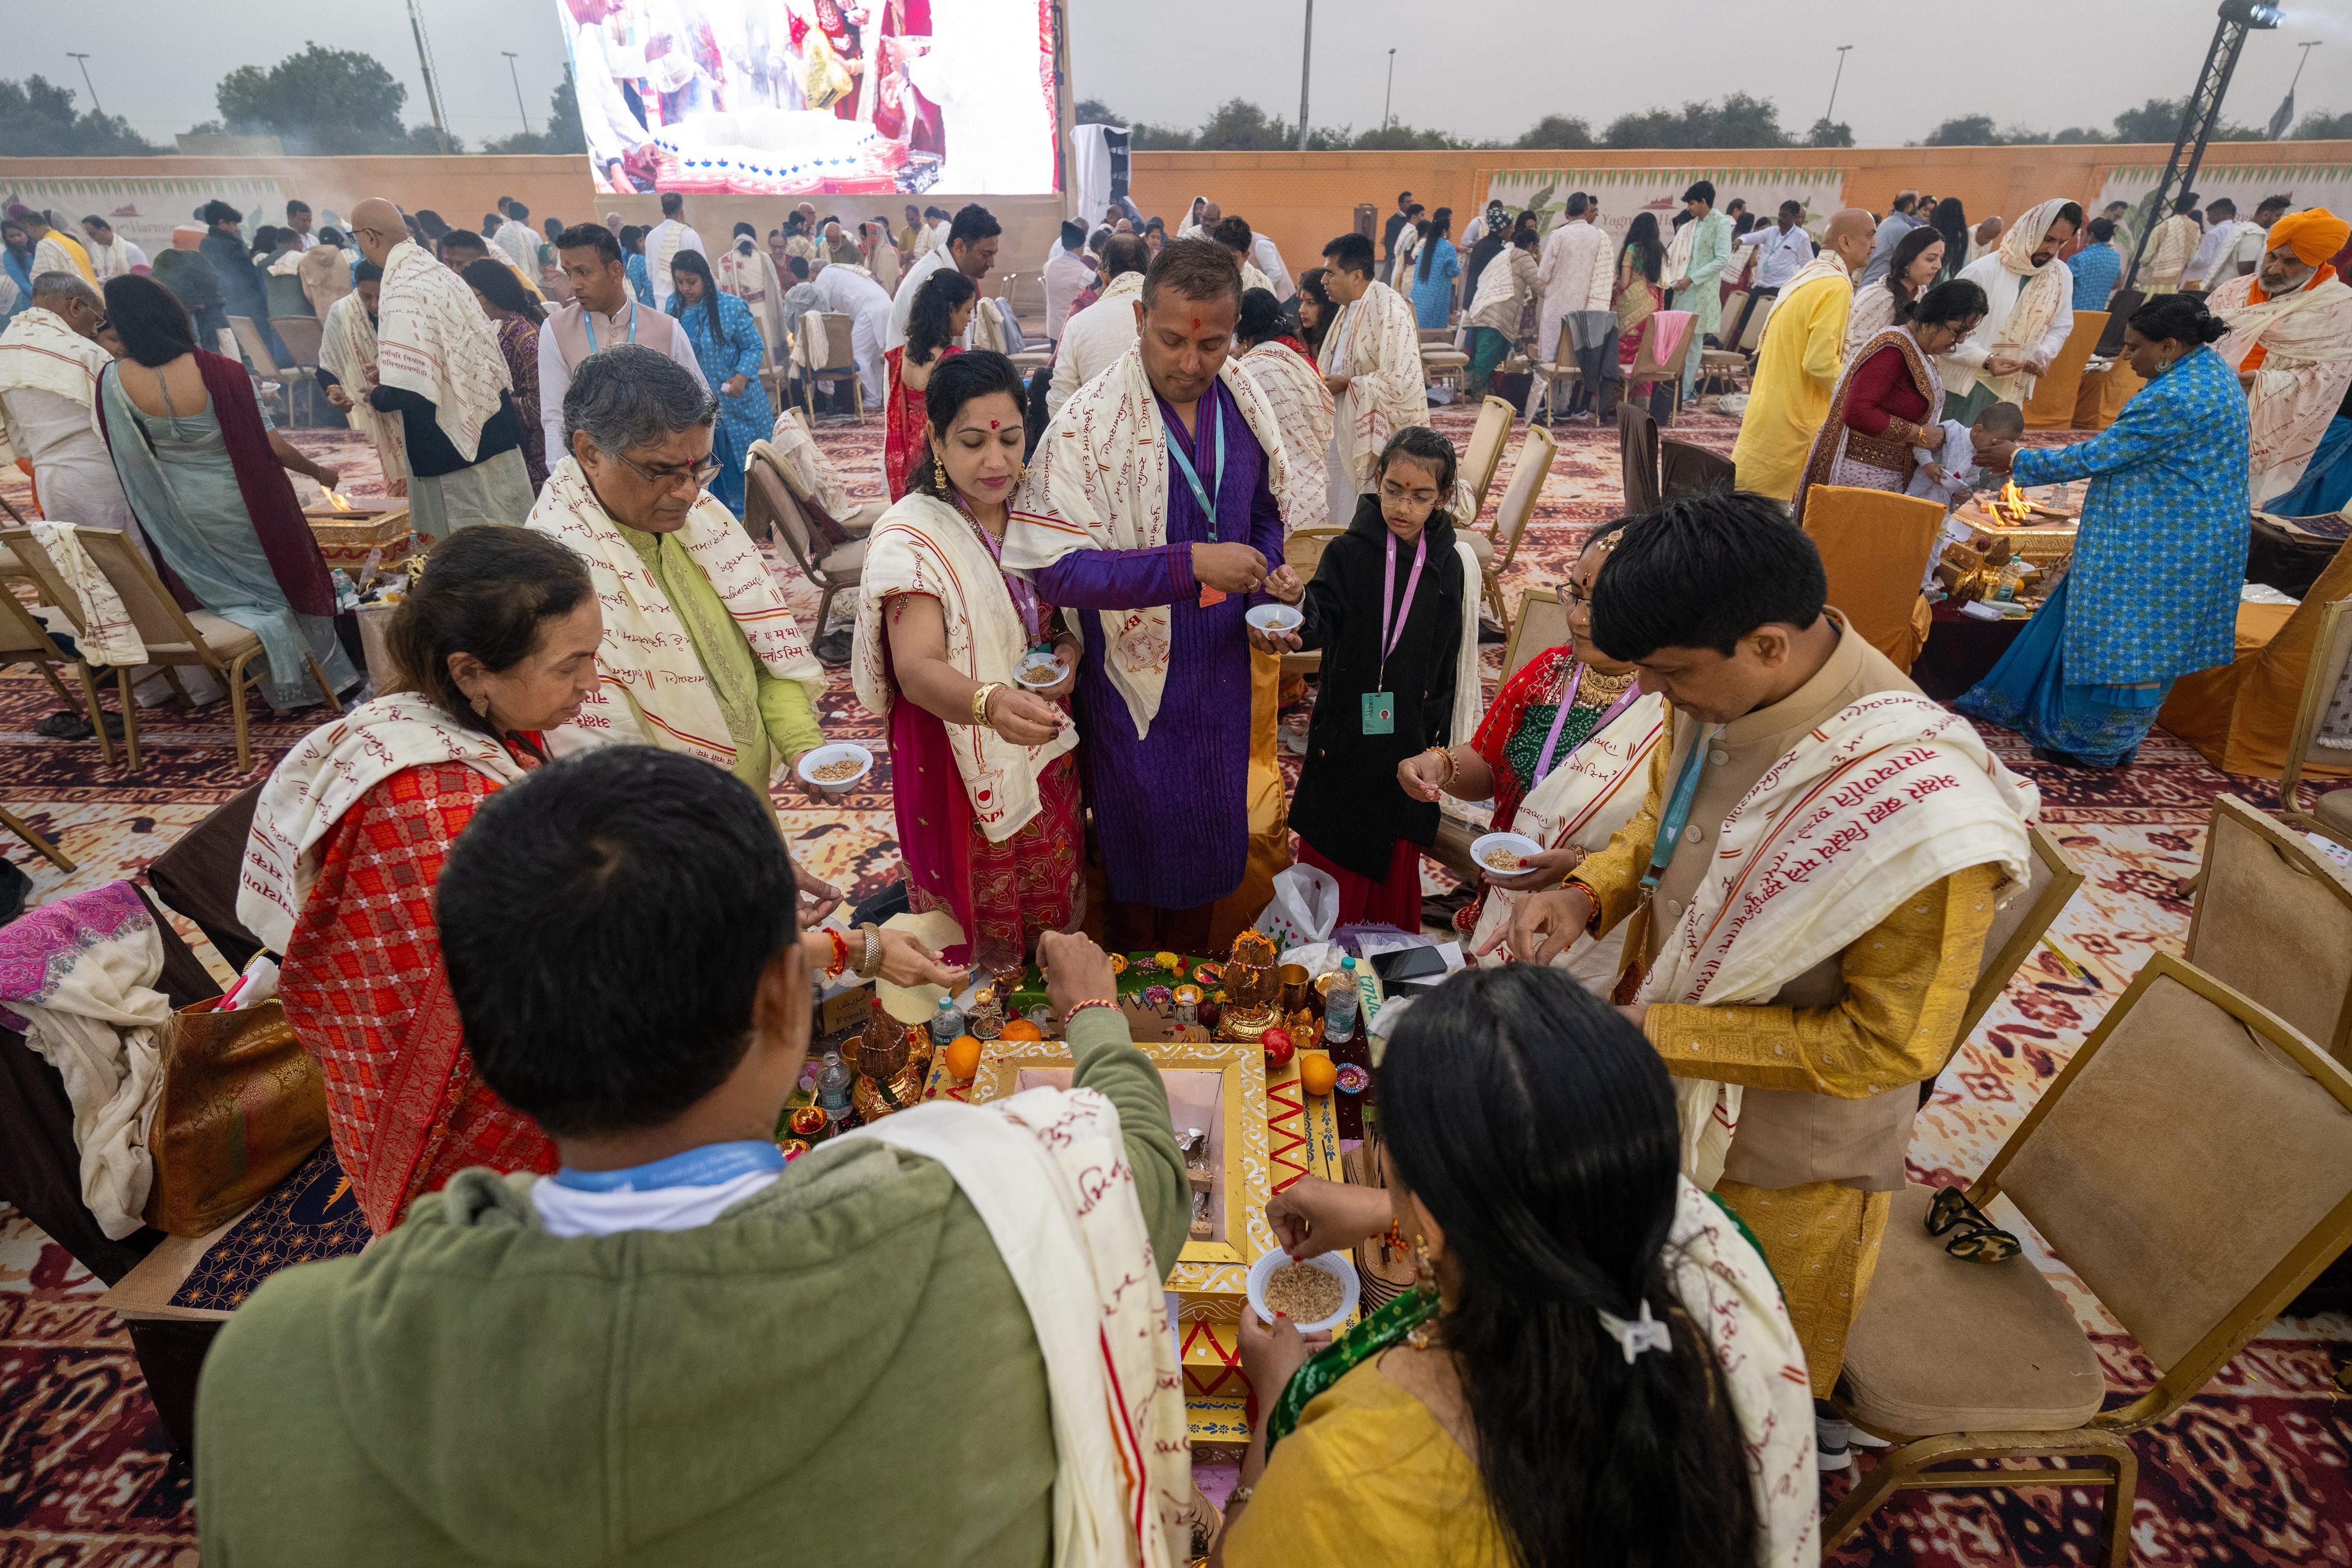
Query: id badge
[[1361, 691, 1395, 735], [1198, 585, 1227, 608]]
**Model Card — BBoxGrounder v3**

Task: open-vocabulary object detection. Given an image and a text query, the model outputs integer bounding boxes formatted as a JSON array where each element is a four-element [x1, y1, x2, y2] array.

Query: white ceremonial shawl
[[1238, 339, 1335, 535], [32, 233, 89, 284], [238, 691, 572, 956], [1446, 538, 1485, 751], [1002, 342, 1294, 740], [844, 1087, 1190, 1568], [718, 241, 788, 360], [1471, 690, 1668, 962], [319, 293, 408, 494], [1988, 198, 2076, 375], [85, 234, 140, 281], [376, 239, 512, 464], [2209, 268, 2352, 504], [0, 306, 107, 417], [1318, 280, 1427, 491], [2142, 213, 2200, 287], [527, 456, 824, 774], [1639, 692, 2038, 1189], [28, 522, 143, 666], [758, 409, 856, 519], [853, 493, 1080, 842]]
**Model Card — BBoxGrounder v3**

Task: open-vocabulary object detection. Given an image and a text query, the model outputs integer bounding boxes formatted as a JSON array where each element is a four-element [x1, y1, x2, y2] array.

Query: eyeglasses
[[611, 450, 723, 490], [1379, 480, 1439, 507]]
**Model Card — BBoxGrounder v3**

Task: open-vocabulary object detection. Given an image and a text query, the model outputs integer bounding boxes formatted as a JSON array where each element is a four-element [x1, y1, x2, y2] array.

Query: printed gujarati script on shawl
[[845, 1086, 1192, 1568], [852, 493, 1079, 842], [1002, 341, 1294, 739], [2209, 266, 2352, 504], [1240, 339, 1336, 535], [1638, 693, 2037, 1188], [320, 292, 408, 496], [375, 238, 512, 463], [1793, 325, 1943, 521], [525, 456, 823, 774]]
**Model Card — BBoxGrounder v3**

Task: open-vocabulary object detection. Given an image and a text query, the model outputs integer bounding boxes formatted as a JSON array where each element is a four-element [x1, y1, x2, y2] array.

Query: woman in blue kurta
[[1409, 208, 1460, 330], [622, 226, 653, 306], [1959, 294, 2249, 768], [667, 248, 770, 517]]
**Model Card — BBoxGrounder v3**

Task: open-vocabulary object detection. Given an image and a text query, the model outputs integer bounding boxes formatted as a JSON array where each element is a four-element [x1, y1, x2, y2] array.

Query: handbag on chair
[[141, 997, 330, 1237]]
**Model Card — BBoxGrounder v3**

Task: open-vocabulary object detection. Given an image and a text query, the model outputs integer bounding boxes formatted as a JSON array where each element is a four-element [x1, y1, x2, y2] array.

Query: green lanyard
[[1642, 724, 1720, 891]]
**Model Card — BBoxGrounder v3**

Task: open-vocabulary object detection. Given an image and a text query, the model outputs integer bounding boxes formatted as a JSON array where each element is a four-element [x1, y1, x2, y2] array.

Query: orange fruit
[[999, 1017, 1044, 1043], [1299, 1052, 1338, 1096], [945, 1034, 983, 1080]]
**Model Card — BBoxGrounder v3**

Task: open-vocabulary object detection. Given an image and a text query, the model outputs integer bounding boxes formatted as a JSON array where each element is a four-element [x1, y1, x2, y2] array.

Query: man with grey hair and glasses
[[526, 345, 839, 829], [0, 271, 140, 543]]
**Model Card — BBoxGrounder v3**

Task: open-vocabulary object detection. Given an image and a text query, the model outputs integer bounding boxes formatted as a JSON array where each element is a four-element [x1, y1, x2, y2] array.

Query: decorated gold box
[[302, 505, 419, 570], [923, 993, 1346, 1456]]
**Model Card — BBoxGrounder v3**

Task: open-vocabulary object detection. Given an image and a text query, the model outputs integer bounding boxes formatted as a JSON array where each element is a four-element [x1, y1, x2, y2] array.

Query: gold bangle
[[971, 682, 1003, 729]]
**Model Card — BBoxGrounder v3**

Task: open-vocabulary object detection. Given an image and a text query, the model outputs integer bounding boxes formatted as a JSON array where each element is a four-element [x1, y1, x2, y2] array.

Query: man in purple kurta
[[1007, 240, 1302, 953]]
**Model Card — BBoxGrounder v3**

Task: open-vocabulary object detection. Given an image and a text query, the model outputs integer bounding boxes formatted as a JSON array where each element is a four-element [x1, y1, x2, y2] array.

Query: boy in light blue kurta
[[1957, 318, 2249, 768], [1675, 182, 1733, 403]]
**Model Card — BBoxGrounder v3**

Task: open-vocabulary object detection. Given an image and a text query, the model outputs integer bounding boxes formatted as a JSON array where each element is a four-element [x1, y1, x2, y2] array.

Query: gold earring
[[1411, 1235, 1437, 1290], [471, 691, 491, 720], [933, 451, 948, 490]]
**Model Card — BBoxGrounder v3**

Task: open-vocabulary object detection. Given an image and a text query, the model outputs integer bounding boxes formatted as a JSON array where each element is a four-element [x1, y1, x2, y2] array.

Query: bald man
[[1730, 209, 1877, 503]]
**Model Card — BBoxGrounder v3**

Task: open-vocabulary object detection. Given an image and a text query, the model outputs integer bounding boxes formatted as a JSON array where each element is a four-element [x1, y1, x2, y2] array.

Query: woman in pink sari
[[880, 268, 975, 500]]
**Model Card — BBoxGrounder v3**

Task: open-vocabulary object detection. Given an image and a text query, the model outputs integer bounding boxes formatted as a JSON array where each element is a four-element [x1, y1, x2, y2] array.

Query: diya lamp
[[787, 1104, 830, 1144], [968, 983, 1005, 1041], [779, 1138, 810, 1160], [851, 1001, 924, 1120]]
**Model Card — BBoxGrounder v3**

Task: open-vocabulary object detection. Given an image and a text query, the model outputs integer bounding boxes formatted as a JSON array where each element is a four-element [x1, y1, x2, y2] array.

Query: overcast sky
[[12, 0, 2351, 149]]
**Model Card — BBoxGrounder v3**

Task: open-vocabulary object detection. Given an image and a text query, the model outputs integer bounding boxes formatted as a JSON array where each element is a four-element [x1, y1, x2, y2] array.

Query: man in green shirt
[[197, 746, 1189, 1566], [526, 345, 829, 800]]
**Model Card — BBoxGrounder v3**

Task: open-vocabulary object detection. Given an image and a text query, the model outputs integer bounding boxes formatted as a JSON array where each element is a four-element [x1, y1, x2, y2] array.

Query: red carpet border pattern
[[3, 405, 2348, 1565]]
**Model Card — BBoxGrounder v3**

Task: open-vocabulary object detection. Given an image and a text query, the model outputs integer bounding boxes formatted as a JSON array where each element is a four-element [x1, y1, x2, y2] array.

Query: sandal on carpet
[[33, 709, 124, 741]]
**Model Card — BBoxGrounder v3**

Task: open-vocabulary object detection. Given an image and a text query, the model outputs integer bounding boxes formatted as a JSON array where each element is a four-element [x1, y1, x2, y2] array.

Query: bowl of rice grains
[[1247, 1247, 1360, 1336], [796, 742, 875, 791]]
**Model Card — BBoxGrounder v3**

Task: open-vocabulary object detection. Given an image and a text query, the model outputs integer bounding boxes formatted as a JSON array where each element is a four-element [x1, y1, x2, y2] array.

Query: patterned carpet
[[3, 399, 2348, 1565]]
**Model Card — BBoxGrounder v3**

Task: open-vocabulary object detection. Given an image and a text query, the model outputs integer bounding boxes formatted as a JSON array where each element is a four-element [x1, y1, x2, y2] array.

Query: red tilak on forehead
[[990, 418, 999, 428], [1192, 316, 1201, 330]]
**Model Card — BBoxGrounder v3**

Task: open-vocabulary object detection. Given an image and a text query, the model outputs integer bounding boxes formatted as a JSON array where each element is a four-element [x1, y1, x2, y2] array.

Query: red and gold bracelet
[[823, 927, 851, 982], [1063, 998, 1119, 1025]]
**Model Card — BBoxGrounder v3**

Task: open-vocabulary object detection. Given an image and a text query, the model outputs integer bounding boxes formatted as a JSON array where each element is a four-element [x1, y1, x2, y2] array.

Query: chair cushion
[[1463, 532, 1494, 568], [842, 499, 888, 537], [188, 611, 265, 658], [814, 537, 867, 578], [1422, 351, 1471, 369], [1838, 1184, 2105, 1440], [2317, 790, 2352, 834]]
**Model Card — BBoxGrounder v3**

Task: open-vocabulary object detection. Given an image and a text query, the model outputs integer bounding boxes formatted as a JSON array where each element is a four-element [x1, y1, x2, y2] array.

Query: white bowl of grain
[[1246, 603, 1304, 635], [796, 742, 874, 790], [1246, 1248, 1360, 1336], [1469, 831, 1544, 876], [1013, 649, 1069, 690]]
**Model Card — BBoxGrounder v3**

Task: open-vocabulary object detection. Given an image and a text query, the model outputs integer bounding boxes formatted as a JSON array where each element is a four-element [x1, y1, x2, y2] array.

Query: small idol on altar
[[968, 984, 1005, 1041], [1172, 984, 1202, 1026]]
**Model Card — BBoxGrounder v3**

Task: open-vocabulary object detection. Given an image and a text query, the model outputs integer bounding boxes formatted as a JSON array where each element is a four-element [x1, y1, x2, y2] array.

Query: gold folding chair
[[798, 311, 865, 424], [2185, 794, 2352, 1066], [1831, 951, 2352, 1566], [1, 529, 131, 768], [1480, 422, 1556, 637], [1, 805, 71, 872], [1457, 396, 1516, 535], [2280, 596, 2352, 852]]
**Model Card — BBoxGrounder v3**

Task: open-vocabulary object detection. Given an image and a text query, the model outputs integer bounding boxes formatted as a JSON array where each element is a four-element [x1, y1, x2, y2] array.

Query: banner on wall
[[0, 176, 286, 261], [1480, 165, 1851, 251], [2098, 161, 2352, 251], [557, 0, 1060, 198]]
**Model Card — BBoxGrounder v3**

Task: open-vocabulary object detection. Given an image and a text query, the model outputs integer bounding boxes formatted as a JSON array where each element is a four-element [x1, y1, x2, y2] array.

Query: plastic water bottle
[[1325, 957, 1360, 1042], [816, 1050, 854, 1123], [930, 995, 965, 1049]]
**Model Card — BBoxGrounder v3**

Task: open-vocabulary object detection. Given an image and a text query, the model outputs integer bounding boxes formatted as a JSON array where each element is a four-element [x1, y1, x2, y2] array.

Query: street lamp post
[[1383, 48, 1396, 132], [1296, 0, 1313, 152], [503, 51, 532, 137], [67, 53, 103, 118], [1823, 44, 1852, 128]]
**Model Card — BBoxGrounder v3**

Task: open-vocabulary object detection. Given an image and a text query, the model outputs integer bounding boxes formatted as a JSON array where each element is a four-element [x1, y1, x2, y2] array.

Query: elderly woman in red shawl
[[1791, 278, 1986, 526]]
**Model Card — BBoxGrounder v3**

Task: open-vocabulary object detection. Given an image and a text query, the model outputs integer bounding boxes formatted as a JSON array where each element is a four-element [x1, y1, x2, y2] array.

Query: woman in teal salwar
[[666, 248, 769, 518], [1961, 293, 2249, 769]]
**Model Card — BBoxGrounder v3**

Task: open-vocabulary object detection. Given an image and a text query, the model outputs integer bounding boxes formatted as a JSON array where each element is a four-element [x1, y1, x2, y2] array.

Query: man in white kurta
[[1045, 237, 1148, 419], [810, 260, 892, 404], [78, 219, 147, 282], [0, 275, 139, 543], [644, 195, 705, 316], [2182, 198, 2239, 292], [2209, 209, 2352, 505], [1042, 221, 1093, 344], [884, 205, 1006, 352], [2138, 198, 2203, 295], [1939, 197, 2080, 422], [1316, 232, 1433, 529], [492, 204, 540, 276], [1530, 194, 1615, 418]]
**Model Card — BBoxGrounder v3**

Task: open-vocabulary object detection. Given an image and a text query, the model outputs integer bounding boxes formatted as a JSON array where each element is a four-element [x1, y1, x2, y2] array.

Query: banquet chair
[[0, 571, 118, 768], [798, 311, 865, 424], [1, 805, 70, 872], [2024, 312, 2109, 431], [1658, 438, 1734, 499], [745, 446, 862, 641], [2279, 596, 2352, 854], [1458, 396, 1516, 533], [226, 315, 312, 422], [1479, 422, 1556, 636], [1829, 952, 2352, 1566], [58, 527, 341, 774], [2160, 538, 2352, 776], [2185, 794, 2352, 1068], [1800, 484, 1943, 672], [1618, 402, 1661, 514], [1624, 313, 1695, 424]]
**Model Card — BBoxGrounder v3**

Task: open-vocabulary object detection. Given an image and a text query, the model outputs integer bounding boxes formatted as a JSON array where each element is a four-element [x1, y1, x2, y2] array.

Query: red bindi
[[1192, 316, 1201, 330], [990, 418, 999, 428]]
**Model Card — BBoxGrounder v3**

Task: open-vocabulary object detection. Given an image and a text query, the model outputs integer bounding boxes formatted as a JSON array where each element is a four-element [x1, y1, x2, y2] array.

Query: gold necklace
[[1575, 666, 1637, 706]]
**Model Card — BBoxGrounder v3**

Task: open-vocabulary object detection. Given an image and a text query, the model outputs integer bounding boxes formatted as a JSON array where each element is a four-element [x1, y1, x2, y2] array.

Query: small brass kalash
[[851, 999, 929, 1120]]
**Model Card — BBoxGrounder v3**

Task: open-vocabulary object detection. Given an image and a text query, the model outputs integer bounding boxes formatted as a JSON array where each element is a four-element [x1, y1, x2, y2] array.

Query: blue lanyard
[[1641, 724, 1720, 891], [550, 1139, 785, 1193], [1159, 387, 1227, 541], [584, 299, 639, 353]]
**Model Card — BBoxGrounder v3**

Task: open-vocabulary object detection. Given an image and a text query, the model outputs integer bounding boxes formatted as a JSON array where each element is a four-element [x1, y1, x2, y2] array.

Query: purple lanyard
[[1533, 661, 1643, 785], [951, 494, 1042, 640], [1377, 530, 1428, 686]]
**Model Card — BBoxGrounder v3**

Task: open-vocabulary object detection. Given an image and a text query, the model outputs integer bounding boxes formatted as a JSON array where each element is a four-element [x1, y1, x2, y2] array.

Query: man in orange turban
[[2209, 207, 2352, 504]]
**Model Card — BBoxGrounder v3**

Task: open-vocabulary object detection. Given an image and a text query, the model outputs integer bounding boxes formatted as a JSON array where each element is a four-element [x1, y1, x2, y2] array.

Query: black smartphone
[[1369, 945, 1451, 987]]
